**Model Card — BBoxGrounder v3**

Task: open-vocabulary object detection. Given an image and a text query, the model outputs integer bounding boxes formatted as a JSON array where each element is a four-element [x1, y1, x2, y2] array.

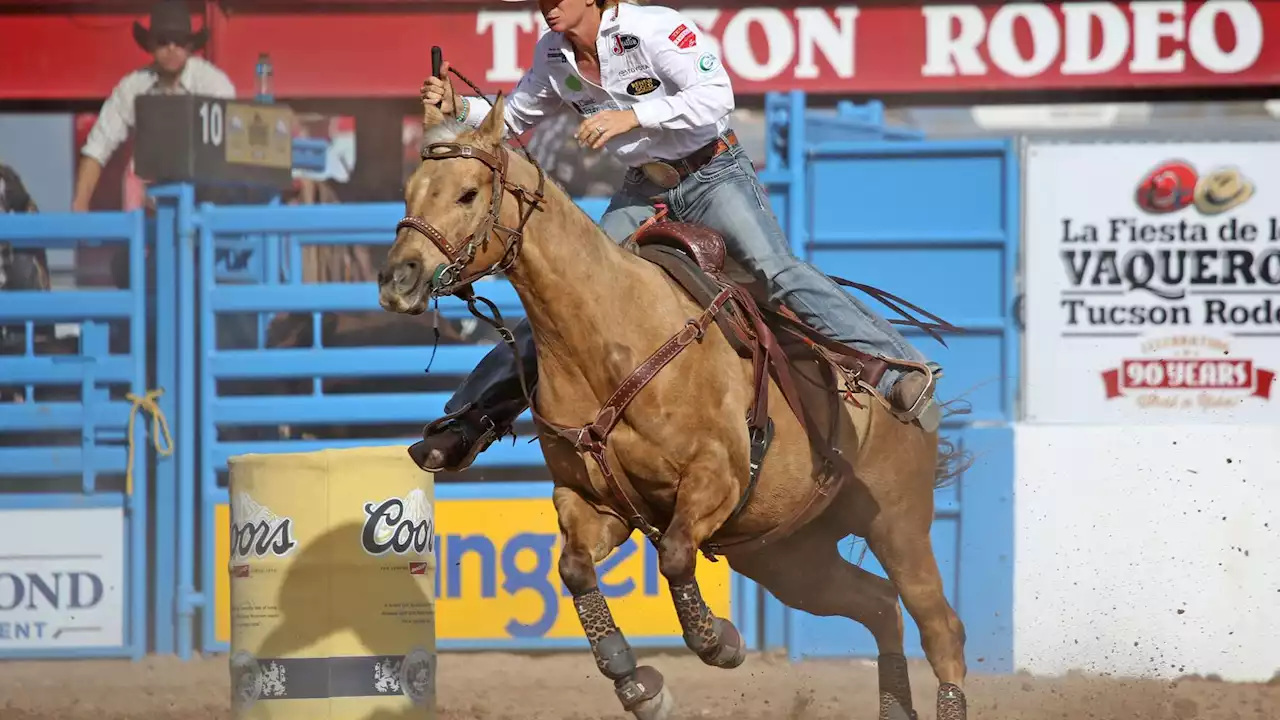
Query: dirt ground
[[1, 650, 1277, 720]]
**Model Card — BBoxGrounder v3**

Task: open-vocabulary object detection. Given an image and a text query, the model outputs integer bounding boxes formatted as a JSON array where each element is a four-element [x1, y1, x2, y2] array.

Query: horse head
[[378, 94, 547, 315]]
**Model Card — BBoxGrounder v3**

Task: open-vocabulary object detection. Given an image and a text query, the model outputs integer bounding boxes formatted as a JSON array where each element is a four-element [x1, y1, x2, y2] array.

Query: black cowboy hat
[[133, 0, 208, 52]]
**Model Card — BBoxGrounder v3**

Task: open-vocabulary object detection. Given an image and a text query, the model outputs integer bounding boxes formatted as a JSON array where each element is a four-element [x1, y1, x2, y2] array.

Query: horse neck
[[499, 157, 638, 354]]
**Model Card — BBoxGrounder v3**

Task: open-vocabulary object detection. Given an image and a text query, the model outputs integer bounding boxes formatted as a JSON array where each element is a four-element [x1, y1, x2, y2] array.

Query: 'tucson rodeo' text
[[477, 1, 1264, 86], [1058, 215, 1280, 329]]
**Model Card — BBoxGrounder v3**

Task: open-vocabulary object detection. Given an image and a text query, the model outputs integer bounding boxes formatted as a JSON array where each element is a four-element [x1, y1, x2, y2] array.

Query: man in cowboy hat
[[72, 0, 235, 212]]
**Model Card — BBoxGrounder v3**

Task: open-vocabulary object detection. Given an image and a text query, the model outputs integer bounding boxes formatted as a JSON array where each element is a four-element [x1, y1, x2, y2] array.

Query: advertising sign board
[[0, 508, 125, 649], [1025, 140, 1280, 423], [215, 492, 731, 647]]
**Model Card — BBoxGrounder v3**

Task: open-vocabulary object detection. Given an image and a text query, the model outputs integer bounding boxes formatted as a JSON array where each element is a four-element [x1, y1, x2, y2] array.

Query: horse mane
[[421, 115, 470, 149]]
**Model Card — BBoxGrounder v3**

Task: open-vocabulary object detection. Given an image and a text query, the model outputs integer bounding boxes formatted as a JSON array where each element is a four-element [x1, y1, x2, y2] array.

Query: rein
[[397, 63, 546, 423]]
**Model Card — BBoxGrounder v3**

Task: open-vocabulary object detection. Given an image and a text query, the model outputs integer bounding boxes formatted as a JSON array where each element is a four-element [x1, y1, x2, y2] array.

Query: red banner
[[3, 1, 1279, 100], [1101, 362, 1276, 400]]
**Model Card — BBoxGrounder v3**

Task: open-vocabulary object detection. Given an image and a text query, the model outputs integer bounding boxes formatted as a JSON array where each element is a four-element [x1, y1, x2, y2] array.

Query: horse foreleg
[[658, 451, 747, 670], [553, 487, 675, 720]]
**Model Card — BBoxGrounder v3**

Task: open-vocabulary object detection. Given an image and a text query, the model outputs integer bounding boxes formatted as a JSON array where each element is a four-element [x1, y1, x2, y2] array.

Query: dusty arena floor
[[1, 651, 1277, 719]]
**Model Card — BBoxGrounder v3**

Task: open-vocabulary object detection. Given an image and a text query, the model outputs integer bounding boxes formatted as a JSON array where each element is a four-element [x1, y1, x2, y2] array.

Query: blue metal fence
[[764, 126, 1020, 673], [151, 190, 616, 658], [0, 210, 157, 659], [0, 90, 1018, 664]]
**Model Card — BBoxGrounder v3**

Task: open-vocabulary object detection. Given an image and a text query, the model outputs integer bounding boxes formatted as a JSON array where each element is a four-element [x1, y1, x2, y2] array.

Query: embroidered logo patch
[[697, 52, 718, 73], [669, 24, 696, 49], [626, 77, 662, 96], [611, 33, 640, 56]]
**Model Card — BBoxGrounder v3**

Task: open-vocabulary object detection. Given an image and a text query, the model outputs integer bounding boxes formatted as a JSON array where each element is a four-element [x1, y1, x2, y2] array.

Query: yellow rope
[[125, 388, 175, 496]]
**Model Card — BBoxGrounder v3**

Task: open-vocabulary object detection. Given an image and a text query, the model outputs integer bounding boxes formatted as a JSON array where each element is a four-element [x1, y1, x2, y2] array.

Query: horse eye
[[459, 188, 478, 204]]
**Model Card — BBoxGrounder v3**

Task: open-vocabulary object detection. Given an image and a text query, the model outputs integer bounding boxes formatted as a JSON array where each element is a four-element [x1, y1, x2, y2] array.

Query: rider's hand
[[421, 60, 457, 117], [576, 110, 640, 150]]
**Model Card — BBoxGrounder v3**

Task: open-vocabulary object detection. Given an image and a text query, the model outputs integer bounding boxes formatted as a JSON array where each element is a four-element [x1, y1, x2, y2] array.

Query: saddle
[[626, 220, 941, 402]]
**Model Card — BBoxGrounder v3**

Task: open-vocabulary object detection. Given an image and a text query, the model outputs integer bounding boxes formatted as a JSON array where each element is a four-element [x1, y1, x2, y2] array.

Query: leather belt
[[633, 131, 739, 189]]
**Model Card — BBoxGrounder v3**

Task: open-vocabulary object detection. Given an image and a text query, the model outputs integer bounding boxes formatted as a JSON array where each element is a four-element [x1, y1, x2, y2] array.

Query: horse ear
[[477, 92, 507, 146]]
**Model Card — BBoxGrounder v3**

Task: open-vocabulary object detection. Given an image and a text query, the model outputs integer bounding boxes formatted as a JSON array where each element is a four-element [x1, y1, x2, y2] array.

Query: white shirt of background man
[[81, 55, 236, 166]]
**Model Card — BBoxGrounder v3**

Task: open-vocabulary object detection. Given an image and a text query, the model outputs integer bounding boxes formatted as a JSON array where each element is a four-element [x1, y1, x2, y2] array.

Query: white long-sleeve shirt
[[459, 2, 734, 167], [81, 56, 236, 166]]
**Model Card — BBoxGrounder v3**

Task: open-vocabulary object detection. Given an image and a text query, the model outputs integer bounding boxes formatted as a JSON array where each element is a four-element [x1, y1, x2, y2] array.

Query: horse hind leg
[[554, 487, 676, 720], [867, 520, 968, 720], [729, 520, 920, 720]]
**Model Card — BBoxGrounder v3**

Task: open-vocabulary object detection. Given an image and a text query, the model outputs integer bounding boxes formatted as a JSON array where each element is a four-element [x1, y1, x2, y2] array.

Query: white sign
[[0, 507, 126, 649], [1024, 140, 1280, 424]]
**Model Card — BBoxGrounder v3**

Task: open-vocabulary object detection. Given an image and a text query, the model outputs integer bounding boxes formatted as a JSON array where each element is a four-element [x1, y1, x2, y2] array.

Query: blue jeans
[[443, 138, 929, 417]]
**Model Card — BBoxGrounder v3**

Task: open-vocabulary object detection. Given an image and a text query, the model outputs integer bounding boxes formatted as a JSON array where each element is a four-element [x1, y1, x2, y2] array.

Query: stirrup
[[893, 362, 942, 429], [858, 361, 940, 428]]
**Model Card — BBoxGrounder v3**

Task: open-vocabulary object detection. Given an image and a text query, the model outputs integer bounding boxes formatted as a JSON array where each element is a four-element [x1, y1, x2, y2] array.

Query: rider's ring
[[595, 126, 604, 135]]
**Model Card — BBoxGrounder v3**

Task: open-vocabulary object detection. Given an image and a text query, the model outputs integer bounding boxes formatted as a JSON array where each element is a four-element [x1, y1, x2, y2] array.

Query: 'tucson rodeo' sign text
[[475, 1, 1277, 93], [7, 1, 1280, 100]]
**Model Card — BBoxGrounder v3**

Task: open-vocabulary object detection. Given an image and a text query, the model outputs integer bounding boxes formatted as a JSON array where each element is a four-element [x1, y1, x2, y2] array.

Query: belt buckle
[[641, 161, 681, 190]]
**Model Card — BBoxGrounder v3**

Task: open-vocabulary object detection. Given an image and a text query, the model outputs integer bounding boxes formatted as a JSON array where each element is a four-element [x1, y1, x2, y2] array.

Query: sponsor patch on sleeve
[[696, 52, 719, 74], [669, 23, 696, 49]]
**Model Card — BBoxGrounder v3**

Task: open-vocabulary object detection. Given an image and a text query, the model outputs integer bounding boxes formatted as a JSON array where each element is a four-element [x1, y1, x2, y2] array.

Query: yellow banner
[[214, 495, 731, 645]]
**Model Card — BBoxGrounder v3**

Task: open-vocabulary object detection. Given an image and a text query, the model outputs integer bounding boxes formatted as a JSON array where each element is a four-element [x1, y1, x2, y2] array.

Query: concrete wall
[[1013, 425, 1280, 682]]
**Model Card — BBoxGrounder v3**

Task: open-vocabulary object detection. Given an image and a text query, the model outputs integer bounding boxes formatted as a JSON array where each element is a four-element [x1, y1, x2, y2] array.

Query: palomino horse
[[378, 95, 972, 720]]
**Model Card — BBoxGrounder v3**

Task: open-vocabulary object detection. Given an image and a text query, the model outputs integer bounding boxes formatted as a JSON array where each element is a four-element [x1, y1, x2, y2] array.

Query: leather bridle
[[395, 139, 547, 298]]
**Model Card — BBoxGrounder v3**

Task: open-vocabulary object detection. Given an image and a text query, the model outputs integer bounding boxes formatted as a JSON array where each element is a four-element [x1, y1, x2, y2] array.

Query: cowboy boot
[[887, 363, 942, 421], [407, 397, 528, 473]]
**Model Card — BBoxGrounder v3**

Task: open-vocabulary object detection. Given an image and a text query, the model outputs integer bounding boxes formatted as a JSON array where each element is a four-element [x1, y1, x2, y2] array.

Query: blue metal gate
[[0, 210, 159, 659], [160, 192, 624, 658], [760, 92, 1018, 673]]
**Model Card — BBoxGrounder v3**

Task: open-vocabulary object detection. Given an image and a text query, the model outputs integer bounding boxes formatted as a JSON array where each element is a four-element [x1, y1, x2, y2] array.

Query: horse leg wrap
[[936, 682, 967, 720], [594, 630, 637, 681], [573, 589, 635, 679], [670, 579, 745, 669], [877, 653, 917, 720]]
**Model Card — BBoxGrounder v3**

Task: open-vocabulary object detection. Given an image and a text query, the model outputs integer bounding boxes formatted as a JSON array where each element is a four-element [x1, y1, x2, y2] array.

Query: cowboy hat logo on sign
[[1133, 160, 1256, 217], [1023, 140, 1280, 424]]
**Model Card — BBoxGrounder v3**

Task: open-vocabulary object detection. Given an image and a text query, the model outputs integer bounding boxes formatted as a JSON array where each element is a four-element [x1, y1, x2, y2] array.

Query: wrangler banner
[[1023, 140, 1280, 424], [215, 489, 732, 648]]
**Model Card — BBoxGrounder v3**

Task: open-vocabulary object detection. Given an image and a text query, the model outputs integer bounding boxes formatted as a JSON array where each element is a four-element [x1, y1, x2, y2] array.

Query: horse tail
[[932, 396, 974, 491]]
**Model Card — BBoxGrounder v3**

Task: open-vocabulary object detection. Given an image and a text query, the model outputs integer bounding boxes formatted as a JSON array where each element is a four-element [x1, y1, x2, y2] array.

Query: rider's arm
[[630, 14, 734, 131], [457, 47, 560, 137]]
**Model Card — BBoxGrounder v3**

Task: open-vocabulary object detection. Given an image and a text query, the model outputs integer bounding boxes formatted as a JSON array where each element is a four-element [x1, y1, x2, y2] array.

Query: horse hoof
[[630, 684, 676, 720], [937, 682, 967, 720], [702, 617, 746, 669], [882, 703, 918, 720], [616, 665, 670, 717]]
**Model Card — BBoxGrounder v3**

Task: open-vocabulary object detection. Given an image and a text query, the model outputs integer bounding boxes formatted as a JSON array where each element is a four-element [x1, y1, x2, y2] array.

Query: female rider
[[413, 0, 937, 472]]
